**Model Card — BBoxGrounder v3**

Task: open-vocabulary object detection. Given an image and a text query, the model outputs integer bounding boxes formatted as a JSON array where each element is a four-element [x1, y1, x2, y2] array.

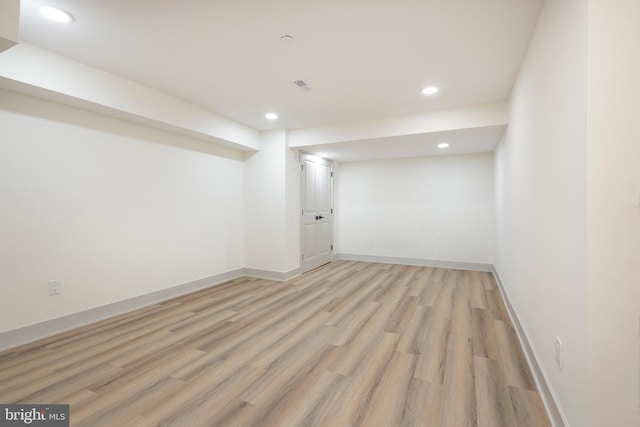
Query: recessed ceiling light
[[265, 112, 278, 120], [38, 5, 74, 23], [421, 86, 439, 96], [438, 142, 450, 149]]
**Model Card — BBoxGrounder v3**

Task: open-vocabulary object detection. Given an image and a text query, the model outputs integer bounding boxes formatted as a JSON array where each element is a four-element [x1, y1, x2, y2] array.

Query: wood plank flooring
[[0, 261, 551, 426]]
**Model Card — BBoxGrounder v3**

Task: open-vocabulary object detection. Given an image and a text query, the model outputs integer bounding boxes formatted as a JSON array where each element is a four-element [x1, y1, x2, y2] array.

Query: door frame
[[300, 152, 334, 273]]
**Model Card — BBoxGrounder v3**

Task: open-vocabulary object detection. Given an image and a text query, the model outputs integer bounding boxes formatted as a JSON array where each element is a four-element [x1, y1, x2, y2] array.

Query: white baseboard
[[492, 267, 567, 427], [0, 266, 306, 353], [0, 268, 245, 353], [244, 267, 301, 281], [337, 253, 494, 272], [0, 259, 565, 427]]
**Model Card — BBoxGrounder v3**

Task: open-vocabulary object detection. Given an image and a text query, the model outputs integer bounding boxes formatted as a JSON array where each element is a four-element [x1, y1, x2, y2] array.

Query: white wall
[[587, 1, 640, 425], [337, 153, 495, 265], [284, 145, 301, 269], [0, 89, 245, 334], [244, 130, 300, 275], [0, 0, 19, 53], [494, 0, 589, 425]]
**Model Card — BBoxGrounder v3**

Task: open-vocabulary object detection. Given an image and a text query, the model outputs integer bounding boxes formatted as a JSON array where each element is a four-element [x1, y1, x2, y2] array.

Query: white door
[[301, 153, 333, 273]]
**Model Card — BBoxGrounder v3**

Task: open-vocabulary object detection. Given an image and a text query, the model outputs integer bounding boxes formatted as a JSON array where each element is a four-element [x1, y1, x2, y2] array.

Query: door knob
[[316, 215, 324, 220]]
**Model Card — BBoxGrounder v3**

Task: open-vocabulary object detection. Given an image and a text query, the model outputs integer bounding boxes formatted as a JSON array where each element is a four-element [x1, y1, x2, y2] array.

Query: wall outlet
[[49, 279, 62, 296], [555, 336, 562, 369]]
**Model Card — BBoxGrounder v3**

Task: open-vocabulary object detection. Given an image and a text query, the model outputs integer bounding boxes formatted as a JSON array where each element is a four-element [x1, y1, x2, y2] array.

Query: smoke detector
[[293, 80, 312, 91], [280, 35, 295, 45]]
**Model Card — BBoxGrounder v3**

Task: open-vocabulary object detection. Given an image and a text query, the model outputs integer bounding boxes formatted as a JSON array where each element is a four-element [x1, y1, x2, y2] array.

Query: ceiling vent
[[293, 80, 312, 91]]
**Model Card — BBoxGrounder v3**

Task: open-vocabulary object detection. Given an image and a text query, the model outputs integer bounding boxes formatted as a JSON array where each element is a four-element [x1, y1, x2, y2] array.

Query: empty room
[[0, 0, 638, 426]]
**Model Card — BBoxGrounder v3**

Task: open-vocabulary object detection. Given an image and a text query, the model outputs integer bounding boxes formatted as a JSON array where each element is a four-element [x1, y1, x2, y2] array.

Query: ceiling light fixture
[[438, 142, 450, 149], [421, 86, 439, 96], [38, 4, 74, 23], [265, 112, 278, 120]]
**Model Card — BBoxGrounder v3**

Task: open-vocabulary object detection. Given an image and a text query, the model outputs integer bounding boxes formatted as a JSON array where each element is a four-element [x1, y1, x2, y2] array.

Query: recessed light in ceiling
[[265, 112, 278, 120], [38, 4, 74, 23], [438, 142, 450, 149], [421, 86, 439, 96]]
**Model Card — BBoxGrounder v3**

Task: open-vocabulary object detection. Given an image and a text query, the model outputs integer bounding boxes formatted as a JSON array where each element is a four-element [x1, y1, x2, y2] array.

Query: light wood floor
[[0, 261, 551, 426]]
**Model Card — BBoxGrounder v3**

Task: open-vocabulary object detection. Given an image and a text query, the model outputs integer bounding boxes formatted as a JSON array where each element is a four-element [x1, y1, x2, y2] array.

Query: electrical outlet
[[49, 279, 62, 296], [555, 336, 562, 369]]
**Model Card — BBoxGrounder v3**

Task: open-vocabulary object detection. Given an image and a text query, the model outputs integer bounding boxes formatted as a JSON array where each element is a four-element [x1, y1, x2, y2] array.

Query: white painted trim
[[244, 267, 301, 282], [0, 268, 244, 353], [337, 253, 493, 272], [492, 267, 568, 427]]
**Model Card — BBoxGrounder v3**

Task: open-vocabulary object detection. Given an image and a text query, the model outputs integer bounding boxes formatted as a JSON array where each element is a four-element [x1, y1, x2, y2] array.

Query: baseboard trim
[[244, 267, 301, 281], [0, 260, 565, 427], [0, 268, 245, 353], [491, 267, 567, 427], [337, 253, 494, 272], [0, 266, 306, 353]]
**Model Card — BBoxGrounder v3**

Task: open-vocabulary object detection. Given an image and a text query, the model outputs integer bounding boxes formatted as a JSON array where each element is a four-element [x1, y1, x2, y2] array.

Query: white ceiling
[[16, 0, 543, 161]]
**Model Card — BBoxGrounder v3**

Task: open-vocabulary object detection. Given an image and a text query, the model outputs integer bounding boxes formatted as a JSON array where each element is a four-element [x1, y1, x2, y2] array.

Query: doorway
[[300, 153, 333, 273]]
